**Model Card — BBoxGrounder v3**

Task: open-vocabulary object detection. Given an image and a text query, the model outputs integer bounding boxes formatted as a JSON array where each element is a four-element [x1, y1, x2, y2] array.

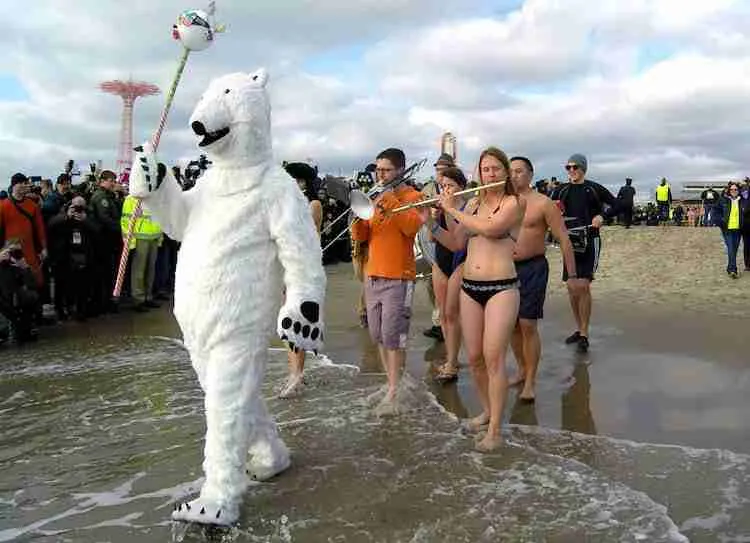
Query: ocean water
[[0, 337, 747, 542]]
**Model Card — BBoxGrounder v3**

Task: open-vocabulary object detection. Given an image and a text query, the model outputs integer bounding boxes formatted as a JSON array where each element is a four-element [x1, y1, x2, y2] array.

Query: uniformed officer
[[89, 170, 123, 313]]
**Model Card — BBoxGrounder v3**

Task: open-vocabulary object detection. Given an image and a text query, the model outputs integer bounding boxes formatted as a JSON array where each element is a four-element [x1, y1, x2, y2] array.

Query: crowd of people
[[275, 146, 619, 453], [0, 169, 180, 345]]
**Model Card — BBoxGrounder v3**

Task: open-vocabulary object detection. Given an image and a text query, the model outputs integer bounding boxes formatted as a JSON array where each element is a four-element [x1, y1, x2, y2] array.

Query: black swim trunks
[[562, 236, 601, 281], [515, 254, 549, 320]]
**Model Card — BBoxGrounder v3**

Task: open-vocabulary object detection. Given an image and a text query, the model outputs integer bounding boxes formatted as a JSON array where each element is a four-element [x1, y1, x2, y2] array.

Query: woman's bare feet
[[462, 412, 490, 433], [519, 383, 536, 403], [434, 361, 459, 383], [475, 432, 503, 453]]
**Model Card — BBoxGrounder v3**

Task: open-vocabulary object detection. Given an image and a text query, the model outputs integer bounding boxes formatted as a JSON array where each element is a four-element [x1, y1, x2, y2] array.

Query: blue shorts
[[515, 254, 549, 320]]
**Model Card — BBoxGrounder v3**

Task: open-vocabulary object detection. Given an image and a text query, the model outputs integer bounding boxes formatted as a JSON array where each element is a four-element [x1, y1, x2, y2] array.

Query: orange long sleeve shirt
[[0, 198, 47, 287], [351, 185, 425, 280]]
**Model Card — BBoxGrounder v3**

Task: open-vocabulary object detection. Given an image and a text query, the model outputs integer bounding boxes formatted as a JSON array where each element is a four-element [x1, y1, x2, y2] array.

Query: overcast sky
[[2, 0, 749, 195]]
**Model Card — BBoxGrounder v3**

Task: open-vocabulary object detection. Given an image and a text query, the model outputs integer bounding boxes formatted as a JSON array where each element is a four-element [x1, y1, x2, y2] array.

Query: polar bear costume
[[128, 68, 326, 526]]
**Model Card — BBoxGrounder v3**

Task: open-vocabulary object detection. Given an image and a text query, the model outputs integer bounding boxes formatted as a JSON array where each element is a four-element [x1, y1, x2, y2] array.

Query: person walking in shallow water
[[438, 146, 525, 452], [507, 156, 581, 403], [551, 154, 618, 354], [351, 148, 428, 416]]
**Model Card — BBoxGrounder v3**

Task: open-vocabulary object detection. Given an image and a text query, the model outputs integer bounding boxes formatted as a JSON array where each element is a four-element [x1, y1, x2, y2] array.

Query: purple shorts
[[365, 277, 415, 350]]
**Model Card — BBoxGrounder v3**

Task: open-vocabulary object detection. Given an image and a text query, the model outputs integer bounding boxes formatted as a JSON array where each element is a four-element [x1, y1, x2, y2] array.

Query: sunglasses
[[565, 164, 580, 171]]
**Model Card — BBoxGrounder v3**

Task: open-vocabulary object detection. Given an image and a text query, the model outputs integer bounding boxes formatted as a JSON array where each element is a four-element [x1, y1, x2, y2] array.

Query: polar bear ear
[[249, 68, 268, 88]]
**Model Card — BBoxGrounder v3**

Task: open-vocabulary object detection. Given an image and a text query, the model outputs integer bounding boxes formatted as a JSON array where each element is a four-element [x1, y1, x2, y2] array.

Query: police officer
[[89, 170, 122, 313]]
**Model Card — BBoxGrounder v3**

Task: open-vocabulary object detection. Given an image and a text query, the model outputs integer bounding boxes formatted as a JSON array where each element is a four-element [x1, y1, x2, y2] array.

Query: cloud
[[1, 0, 749, 196]]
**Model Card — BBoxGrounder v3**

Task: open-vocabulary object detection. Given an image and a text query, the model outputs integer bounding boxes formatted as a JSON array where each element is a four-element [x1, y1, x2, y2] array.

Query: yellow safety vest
[[121, 195, 163, 249], [728, 198, 740, 230], [656, 184, 670, 202]]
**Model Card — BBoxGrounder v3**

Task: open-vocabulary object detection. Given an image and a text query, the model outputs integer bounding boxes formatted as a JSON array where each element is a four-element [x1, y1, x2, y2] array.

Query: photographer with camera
[[0, 239, 40, 343], [0, 173, 47, 290], [47, 196, 97, 320]]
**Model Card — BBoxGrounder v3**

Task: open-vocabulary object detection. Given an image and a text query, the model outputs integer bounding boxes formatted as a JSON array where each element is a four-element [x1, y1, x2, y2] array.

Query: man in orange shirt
[[0, 173, 47, 289], [351, 148, 427, 416]]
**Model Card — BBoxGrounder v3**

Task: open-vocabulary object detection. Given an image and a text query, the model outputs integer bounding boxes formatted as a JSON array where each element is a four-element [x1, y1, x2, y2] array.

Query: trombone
[[321, 157, 427, 235], [320, 158, 428, 253]]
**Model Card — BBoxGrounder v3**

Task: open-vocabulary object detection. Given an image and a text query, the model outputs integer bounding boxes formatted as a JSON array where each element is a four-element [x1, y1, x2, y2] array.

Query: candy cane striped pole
[[112, 47, 191, 298]]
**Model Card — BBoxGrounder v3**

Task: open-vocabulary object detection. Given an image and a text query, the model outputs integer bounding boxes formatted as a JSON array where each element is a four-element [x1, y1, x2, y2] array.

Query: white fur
[[129, 68, 325, 525]]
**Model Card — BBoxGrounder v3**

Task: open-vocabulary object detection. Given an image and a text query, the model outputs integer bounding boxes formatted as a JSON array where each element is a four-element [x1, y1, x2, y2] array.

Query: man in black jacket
[[617, 178, 636, 228], [89, 170, 122, 313], [47, 196, 98, 320], [552, 153, 618, 353]]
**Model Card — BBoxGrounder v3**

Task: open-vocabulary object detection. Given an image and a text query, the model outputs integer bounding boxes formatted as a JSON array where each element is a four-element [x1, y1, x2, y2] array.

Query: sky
[[2, 0, 750, 197]]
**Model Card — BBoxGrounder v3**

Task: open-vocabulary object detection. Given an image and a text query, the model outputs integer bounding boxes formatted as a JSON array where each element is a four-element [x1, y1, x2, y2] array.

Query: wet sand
[[547, 225, 748, 317]]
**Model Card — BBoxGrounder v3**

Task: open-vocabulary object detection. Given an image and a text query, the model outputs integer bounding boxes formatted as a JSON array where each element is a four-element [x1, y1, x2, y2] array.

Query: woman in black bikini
[[429, 167, 468, 382], [438, 147, 525, 452]]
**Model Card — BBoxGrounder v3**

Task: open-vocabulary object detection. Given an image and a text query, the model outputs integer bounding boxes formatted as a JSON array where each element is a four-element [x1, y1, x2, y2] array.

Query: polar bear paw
[[277, 300, 324, 353], [246, 452, 291, 482], [129, 142, 167, 198], [171, 498, 238, 526]]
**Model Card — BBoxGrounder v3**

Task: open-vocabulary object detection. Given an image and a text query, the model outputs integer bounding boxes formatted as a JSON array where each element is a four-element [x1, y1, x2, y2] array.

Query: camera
[[9, 249, 23, 260], [71, 205, 85, 213]]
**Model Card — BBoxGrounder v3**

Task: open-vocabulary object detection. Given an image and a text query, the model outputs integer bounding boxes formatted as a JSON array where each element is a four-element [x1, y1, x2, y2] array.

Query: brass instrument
[[321, 158, 428, 254], [386, 181, 507, 214]]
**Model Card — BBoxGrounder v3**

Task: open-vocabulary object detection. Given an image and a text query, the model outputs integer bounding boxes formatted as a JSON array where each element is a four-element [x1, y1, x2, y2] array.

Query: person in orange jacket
[[0, 173, 47, 289], [351, 148, 428, 417]]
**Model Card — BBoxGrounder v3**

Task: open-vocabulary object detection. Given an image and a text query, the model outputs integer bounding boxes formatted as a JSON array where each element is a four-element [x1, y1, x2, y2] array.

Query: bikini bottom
[[461, 277, 519, 308]]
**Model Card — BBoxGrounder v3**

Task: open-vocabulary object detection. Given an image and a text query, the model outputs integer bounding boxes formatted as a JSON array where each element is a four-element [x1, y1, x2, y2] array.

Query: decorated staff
[[112, 3, 225, 298]]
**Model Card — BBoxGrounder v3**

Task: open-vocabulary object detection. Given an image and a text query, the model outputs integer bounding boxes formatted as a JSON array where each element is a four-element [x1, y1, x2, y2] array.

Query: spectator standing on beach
[[47, 196, 97, 321], [0, 173, 47, 290], [655, 178, 672, 224], [700, 185, 720, 226], [42, 174, 73, 223], [0, 239, 39, 343], [617, 178, 636, 228], [89, 170, 122, 314], [552, 154, 618, 353], [715, 182, 747, 278]]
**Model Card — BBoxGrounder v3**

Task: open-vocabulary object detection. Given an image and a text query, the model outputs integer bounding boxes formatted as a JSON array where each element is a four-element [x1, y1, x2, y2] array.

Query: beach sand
[[546, 225, 747, 318]]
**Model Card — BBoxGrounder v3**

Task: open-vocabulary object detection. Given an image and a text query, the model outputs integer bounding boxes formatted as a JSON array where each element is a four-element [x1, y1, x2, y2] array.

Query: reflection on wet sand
[[562, 362, 597, 436], [509, 396, 539, 427]]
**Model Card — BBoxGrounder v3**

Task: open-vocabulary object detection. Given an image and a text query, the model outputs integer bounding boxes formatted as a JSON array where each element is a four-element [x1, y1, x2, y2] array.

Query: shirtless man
[[508, 157, 583, 402]]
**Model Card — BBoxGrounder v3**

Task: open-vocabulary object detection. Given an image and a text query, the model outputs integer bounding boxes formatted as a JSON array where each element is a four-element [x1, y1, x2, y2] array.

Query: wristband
[[568, 274, 578, 279]]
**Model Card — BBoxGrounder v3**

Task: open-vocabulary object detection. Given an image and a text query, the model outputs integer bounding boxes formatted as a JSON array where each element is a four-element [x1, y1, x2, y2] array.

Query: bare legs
[[510, 319, 541, 401], [567, 281, 592, 337], [460, 288, 520, 450], [279, 350, 305, 399], [432, 264, 463, 379]]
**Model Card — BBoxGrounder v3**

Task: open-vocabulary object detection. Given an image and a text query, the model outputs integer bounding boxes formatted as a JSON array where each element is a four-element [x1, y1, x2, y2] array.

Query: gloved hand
[[129, 141, 168, 198], [277, 295, 324, 354]]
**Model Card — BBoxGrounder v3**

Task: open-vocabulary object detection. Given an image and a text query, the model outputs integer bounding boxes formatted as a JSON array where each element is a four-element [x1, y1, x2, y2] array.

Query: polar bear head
[[189, 68, 272, 166]]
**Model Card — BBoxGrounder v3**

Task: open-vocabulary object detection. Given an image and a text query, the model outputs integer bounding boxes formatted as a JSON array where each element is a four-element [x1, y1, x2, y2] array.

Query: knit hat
[[567, 153, 587, 173], [434, 153, 455, 168], [10, 173, 28, 187]]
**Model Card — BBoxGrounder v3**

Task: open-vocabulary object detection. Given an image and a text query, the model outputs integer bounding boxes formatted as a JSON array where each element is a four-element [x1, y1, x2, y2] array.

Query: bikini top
[[466, 198, 517, 242]]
